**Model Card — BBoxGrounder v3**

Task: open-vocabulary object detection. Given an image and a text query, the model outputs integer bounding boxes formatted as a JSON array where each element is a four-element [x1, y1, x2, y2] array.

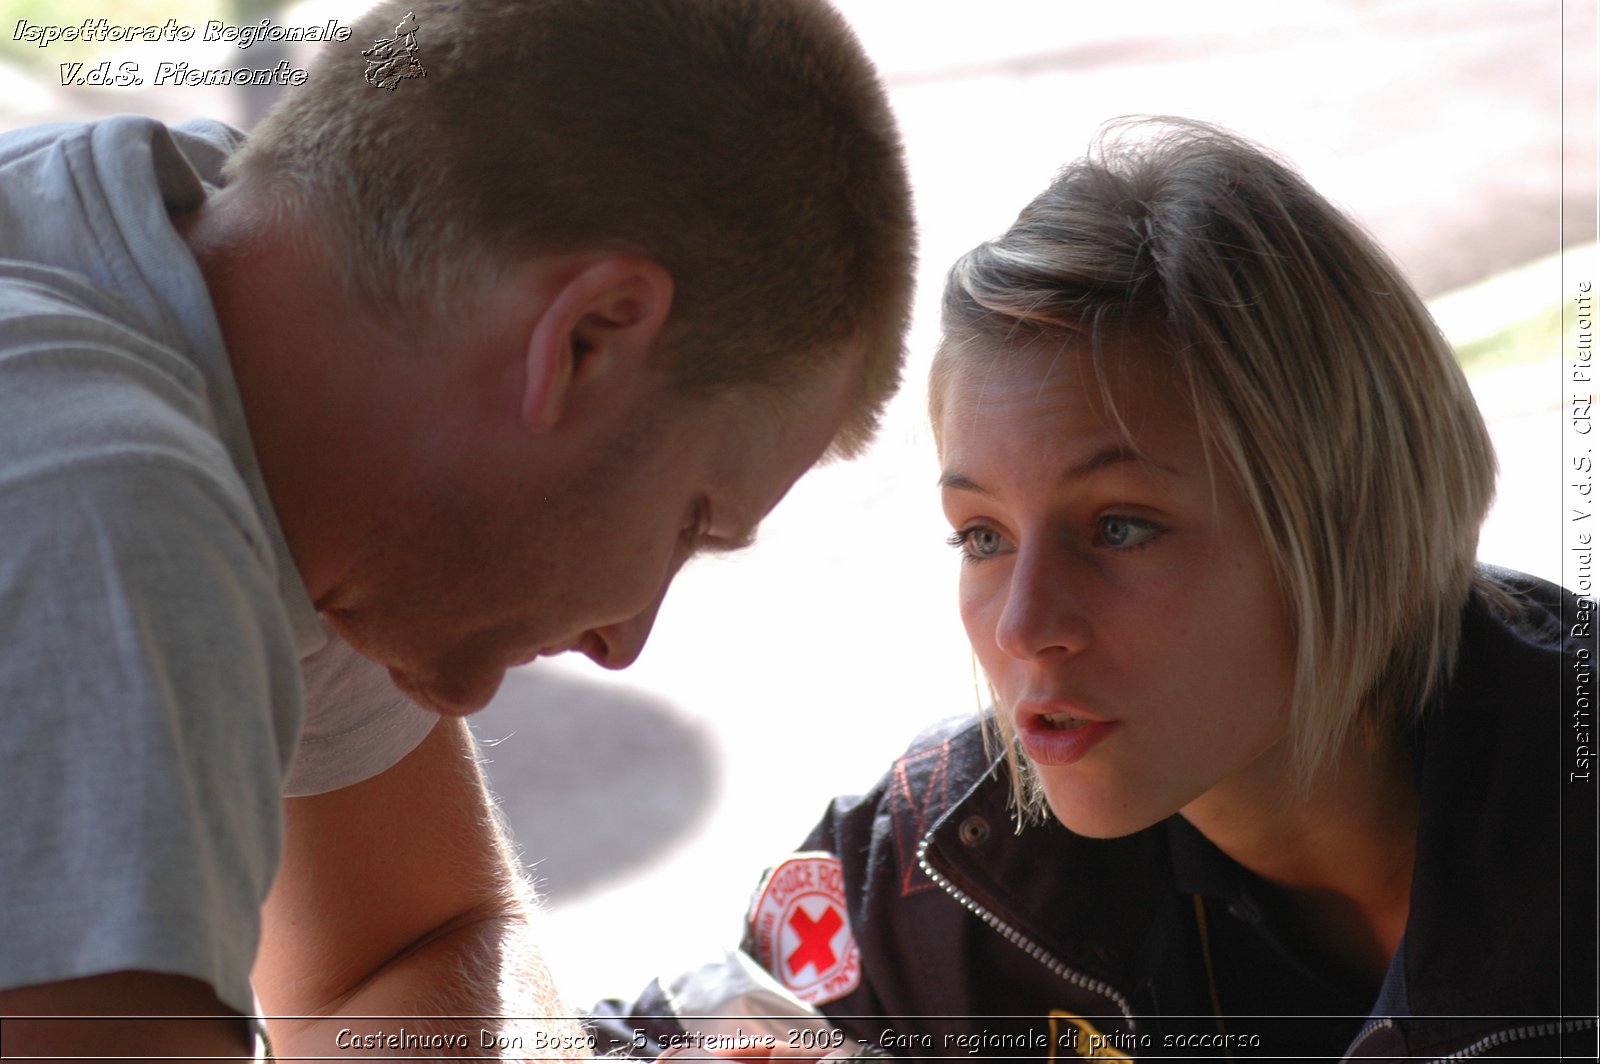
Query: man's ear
[[520, 256, 674, 430]]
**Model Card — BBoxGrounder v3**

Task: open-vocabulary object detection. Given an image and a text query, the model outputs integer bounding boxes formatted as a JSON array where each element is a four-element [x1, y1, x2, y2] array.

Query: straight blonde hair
[[934, 119, 1497, 810]]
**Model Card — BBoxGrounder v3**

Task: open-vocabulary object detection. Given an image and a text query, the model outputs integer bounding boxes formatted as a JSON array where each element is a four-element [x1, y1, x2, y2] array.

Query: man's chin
[[387, 664, 507, 717], [320, 610, 508, 716]]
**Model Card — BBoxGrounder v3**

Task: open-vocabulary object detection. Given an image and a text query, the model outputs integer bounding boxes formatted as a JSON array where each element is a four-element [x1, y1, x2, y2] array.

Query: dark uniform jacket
[[594, 572, 1597, 1060]]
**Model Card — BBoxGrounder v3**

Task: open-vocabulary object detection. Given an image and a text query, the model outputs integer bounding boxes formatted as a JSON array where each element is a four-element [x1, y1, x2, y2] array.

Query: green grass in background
[[1455, 306, 1565, 376], [1434, 246, 1588, 380]]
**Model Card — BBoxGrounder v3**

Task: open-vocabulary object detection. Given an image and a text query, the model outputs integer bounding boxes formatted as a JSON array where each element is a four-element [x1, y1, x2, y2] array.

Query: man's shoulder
[[0, 267, 260, 552], [0, 115, 237, 342], [0, 258, 194, 357], [0, 114, 240, 192], [0, 262, 218, 447]]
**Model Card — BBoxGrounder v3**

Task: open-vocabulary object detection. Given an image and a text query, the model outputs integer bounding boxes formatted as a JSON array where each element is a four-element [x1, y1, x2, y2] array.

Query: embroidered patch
[[747, 853, 861, 1005], [1048, 1011, 1133, 1062]]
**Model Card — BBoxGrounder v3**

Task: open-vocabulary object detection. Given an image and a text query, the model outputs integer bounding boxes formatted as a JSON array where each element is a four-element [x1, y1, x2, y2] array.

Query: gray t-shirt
[[0, 116, 437, 1014]]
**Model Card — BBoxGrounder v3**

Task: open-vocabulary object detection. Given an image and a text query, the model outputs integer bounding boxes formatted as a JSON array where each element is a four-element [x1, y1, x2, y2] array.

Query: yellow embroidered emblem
[[1048, 1010, 1136, 1061]]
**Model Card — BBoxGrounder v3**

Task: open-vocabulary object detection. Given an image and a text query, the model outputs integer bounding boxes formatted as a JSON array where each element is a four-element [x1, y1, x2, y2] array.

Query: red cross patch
[[747, 853, 860, 1005]]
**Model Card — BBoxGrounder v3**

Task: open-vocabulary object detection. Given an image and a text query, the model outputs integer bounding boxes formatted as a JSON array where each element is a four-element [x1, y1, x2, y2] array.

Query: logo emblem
[[747, 853, 860, 1005], [1049, 1011, 1134, 1062], [363, 11, 426, 90]]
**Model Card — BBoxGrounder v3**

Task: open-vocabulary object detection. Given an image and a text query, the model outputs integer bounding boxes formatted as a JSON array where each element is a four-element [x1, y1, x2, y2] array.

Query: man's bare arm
[[254, 716, 588, 1057]]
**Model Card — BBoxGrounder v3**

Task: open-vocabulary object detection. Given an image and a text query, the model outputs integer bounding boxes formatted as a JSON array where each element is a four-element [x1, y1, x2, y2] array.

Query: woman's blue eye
[[1098, 516, 1159, 549], [970, 529, 1004, 556], [947, 526, 1007, 561]]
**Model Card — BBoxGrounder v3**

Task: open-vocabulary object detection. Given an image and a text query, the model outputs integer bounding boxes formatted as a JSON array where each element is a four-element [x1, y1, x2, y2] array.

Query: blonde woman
[[594, 121, 1596, 1061]]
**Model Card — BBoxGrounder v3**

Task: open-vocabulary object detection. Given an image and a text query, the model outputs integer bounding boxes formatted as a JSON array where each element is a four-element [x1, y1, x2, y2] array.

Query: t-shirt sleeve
[[285, 631, 439, 798], [0, 461, 300, 1016]]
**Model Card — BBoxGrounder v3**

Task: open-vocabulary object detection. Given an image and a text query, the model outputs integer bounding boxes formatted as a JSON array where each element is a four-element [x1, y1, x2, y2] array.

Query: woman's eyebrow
[[1070, 444, 1181, 479], [939, 445, 1180, 497]]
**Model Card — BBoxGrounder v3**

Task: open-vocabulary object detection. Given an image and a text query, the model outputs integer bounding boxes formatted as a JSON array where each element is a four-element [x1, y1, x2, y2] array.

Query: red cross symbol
[[786, 903, 843, 977]]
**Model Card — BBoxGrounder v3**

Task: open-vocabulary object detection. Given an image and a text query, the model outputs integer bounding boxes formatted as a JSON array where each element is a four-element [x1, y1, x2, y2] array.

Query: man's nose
[[581, 585, 670, 670]]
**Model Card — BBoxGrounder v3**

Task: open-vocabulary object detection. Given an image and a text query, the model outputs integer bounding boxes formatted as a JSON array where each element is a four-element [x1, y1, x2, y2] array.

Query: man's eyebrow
[[938, 471, 987, 495], [939, 444, 1179, 496]]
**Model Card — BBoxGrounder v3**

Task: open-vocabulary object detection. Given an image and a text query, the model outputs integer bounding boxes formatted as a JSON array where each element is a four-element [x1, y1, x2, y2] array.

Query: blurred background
[[4, 0, 1593, 1009]]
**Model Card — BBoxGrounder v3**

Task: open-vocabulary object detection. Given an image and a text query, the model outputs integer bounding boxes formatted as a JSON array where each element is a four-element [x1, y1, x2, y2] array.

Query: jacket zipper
[[916, 835, 1137, 1028], [1424, 1017, 1597, 1062], [1343, 1015, 1598, 1061], [1343, 1017, 1394, 1057]]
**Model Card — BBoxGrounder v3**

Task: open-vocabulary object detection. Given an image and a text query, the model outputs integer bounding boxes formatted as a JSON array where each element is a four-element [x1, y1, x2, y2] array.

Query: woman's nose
[[993, 546, 1092, 662]]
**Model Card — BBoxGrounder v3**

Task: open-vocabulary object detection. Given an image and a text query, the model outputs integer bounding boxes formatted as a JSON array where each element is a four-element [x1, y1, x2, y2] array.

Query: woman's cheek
[[958, 573, 1011, 675]]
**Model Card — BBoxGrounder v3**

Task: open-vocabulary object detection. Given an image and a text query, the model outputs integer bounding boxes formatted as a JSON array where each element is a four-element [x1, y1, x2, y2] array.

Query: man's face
[[321, 362, 856, 716]]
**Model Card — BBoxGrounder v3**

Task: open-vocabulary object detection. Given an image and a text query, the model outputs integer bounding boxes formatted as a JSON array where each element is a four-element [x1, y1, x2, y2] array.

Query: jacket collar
[[918, 729, 1173, 1001]]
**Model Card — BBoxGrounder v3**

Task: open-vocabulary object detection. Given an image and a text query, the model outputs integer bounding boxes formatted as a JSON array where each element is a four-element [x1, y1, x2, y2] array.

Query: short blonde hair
[[935, 118, 1497, 801], [228, 0, 915, 457]]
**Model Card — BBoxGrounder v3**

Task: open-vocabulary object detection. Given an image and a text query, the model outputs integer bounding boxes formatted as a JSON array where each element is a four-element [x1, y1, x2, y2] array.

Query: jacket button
[[958, 816, 990, 847]]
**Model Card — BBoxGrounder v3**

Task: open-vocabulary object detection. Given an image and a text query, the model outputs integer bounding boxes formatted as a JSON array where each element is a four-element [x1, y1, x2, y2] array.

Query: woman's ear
[[520, 255, 674, 430]]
